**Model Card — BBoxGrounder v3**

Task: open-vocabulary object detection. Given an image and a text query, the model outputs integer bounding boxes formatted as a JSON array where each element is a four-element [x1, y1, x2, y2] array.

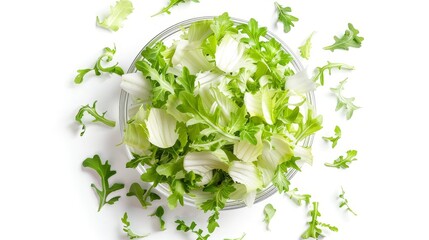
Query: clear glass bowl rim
[[119, 16, 316, 210]]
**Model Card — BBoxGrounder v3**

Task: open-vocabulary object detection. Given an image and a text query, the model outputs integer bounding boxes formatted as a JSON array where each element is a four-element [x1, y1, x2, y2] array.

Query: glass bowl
[[119, 16, 316, 210]]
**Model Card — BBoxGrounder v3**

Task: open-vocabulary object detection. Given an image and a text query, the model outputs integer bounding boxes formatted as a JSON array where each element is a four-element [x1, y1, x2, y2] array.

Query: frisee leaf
[[82, 155, 124, 211], [121, 212, 148, 239], [323, 125, 342, 148], [274, 2, 299, 33], [74, 46, 124, 84], [312, 61, 354, 86], [126, 183, 161, 209], [325, 150, 358, 169], [175, 219, 210, 240], [272, 161, 291, 193], [238, 18, 267, 49], [210, 12, 236, 41], [339, 187, 357, 215], [96, 0, 134, 32], [331, 78, 360, 119], [149, 206, 166, 231], [153, 0, 199, 16], [201, 180, 236, 211], [286, 188, 311, 206], [299, 32, 314, 60], [294, 110, 323, 142], [263, 203, 276, 231], [75, 101, 116, 136], [207, 209, 220, 233], [301, 202, 338, 239], [324, 23, 364, 51]]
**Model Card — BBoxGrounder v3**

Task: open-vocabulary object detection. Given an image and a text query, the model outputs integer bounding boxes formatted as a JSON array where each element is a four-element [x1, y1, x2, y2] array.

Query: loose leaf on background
[[299, 32, 314, 60], [301, 202, 338, 239], [74, 46, 124, 84], [339, 187, 357, 215], [263, 203, 276, 230], [286, 188, 311, 206], [153, 0, 199, 16], [324, 23, 364, 51], [325, 150, 358, 169], [82, 155, 124, 211], [75, 101, 116, 136], [274, 2, 299, 33], [149, 206, 166, 231], [312, 62, 354, 86], [97, 0, 134, 32], [121, 212, 148, 239], [322, 125, 342, 148], [175, 220, 210, 240], [331, 78, 360, 119]]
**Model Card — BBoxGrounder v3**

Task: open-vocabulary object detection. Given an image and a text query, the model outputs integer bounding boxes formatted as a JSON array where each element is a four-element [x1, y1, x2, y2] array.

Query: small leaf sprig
[[339, 187, 357, 215], [323, 125, 342, 148], [274, 2, 299, 33], [121, 212, 148, 239], [301, 202, 338, 239], [82, 155, 124, 211], [324, 23, 364, 51], [74, 46, 124, 84], [331, 78, 360, 119], [325, 150, 358, 169], [75, 101, 116, 136]]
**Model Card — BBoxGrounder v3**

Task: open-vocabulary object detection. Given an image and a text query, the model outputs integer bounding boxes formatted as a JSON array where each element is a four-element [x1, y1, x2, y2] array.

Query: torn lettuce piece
[[183, 151, 229, 182], [233, 132, 263, 162], [145, 108, 179, 148], [285, 69, 316, 94], [96, 0, 134, 32], [259, 135, 293, 170], [121, 72, 152, 103], [228, 161, 262, 192], [172, 40, 213, 74], [215, 34, 254, 74]]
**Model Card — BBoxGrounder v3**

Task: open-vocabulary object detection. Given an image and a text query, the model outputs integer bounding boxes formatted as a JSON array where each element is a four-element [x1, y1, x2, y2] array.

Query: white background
[[1, 0, 428, 239]]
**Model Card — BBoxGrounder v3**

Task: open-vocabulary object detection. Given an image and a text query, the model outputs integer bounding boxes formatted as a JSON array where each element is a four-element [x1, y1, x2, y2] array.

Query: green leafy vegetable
[[312, 61, 354, 86], [299, 32, 314, 60], [263, 203, 276, 231], [175, 220, 210, 240], [82, 155, 124, 211], [272, 161, 291, 193], [339, 187, 357, 215], [286, 188, 311, 206], [211, 12, 236, 41], [295, 110, 323, 142], [153, 0, 199, 16], [149, 206, 166, 230], [324, 23, 364, 51], [126, 183, 161, 209], [75, 101, 116, 136], [238, 18, 267, 48], [207, 210, 220, 233], [200, 180, 235, 233], [74, 46, 124, 84], [323, 125, 341, 148], [120, 14, 324, 216], [96, 0, 134, 32], [331, 78, 360, 119], [325, 150, 358, 169], [121, 212, 148, 239], [301, 202, 338, 239], [274, 2, 299, 33]]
